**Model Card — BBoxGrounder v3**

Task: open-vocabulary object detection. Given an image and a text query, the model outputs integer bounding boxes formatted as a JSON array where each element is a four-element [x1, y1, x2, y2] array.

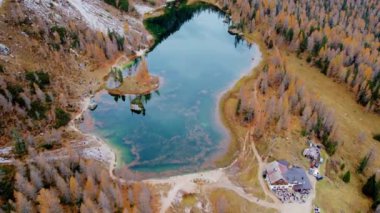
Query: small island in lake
[[106, 57, 160, 95]]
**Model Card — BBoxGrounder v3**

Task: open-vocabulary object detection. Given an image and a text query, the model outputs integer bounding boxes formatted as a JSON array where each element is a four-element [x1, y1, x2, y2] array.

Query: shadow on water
[[108, 93, 156, 116], [144, 0, 227, 49]]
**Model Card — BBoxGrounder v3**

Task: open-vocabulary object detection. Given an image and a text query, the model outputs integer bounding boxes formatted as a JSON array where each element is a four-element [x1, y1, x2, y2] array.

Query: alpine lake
[[80, 2, 261, 178]]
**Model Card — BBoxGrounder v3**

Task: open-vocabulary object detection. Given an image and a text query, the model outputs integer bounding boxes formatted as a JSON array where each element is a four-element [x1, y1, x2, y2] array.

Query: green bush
[[49, 42, 61, 51], [342, 171, 351, 183], [104, 0, 129, 11], [51, 25, 67, 44], [70, 32, 80, 49], [0, 166, 15, 201], [362, 174, 380, 209], [362, 174, 377, 197], [54, 108, 71, 128], [357, 153, 371, 174], [324, 140, 337, 156], [373, 134, 380, 142], [306, 55, 312, 63], [28, 100, 47, 120], [119, 0, 129, 11], [40, 143, 54, 150], [25, 71, 50, 89], [104, 0, 117, 7], [11, 130, 27, 156], [115, 35, 125, 51], [235, 99, 241, 116], [301, 128, 309, 137], [6, 84, 25, 107], [340, 163, 345, 170]]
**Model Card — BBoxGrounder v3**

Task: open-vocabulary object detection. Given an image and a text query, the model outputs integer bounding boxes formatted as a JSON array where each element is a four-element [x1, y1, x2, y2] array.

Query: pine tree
[[362, 174, 377, 198], [119, 0, 129, 11], [12, 129, 27, 156], [342, 171, 351, 183], [357, 152, 371, 174]]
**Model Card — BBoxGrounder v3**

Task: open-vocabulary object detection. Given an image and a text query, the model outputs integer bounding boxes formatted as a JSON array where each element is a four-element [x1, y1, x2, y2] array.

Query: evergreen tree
[[12, 130, 27, 156], [54, 108, 71, 129], [362, 174, 377, 198], [298, 31, 308, 53], [342, 171, 351, 183], [119, 0, 129, 11], [357, 152, 371, 174]]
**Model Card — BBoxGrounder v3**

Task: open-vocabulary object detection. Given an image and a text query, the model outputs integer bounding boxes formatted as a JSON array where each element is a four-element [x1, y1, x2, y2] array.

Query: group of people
[[271, 187, 309, 203]]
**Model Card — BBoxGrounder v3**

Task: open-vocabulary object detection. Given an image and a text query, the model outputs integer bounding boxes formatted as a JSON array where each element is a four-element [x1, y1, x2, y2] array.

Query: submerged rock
[[88, 100, 98, 111]]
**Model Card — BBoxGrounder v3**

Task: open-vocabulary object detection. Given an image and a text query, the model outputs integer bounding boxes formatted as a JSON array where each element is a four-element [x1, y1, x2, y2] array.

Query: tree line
[[219, 0, 380, 113], [237, 47, 338, 155], [0, 152, 153, 213]]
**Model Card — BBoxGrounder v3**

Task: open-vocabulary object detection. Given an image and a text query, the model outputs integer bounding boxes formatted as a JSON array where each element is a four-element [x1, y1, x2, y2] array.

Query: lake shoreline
[[73, 0, 263, 180]]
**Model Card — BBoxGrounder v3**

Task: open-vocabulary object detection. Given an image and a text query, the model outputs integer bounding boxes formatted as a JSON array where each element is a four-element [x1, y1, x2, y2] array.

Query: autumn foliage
[[237, 48, 338, 155], [220, 0, 380, 113]]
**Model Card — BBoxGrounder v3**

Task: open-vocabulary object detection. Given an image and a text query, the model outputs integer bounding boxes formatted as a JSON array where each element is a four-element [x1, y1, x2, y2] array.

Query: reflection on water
[[108, 93, 156, 116], [80, 8, 261, 177]]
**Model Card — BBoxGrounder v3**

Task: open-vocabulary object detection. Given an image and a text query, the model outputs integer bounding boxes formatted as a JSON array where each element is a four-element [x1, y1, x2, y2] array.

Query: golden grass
[[283, 53, 379, 212], [106, 76, 159, 95], [208, 188, 278, 213], [231, 155, 272, 201]]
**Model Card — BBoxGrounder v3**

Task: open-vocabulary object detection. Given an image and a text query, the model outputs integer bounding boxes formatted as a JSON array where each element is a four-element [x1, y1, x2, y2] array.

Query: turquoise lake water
[[81, 9, 261, 176]]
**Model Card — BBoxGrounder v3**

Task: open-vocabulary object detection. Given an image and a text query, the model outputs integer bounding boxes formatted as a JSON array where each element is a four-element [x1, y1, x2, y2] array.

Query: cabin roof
[[285, 167, 312, 190], [265, 161, 312, 190]]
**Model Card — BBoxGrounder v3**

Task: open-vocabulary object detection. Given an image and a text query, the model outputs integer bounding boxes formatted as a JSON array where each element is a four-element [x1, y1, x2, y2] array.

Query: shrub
[[115, 35, 125, 51], [11, 130, 27, 156], [324, 140, 337, 156], [342, 171, 351, 183], [104, 0, 117, 7], [25, 71, 50, 89], [373, 134, 380, 142], [362, 174, 377, 198], [70, 32, 80, 49], [340, 163, 345, 170], [119, 0, 129, 11], [51, 25, 67, 44], [235, 99, 241, 116], [40, 143, 54, 150], [28, 100, 47, 120], [362, 174, 380, 209], [6, 84, 25, 107], [54, 108, 71, 128], [0, 166, 15, 201], [301, 128, 309, 137], [357, 152, 371, 174], [306, 55, 312, 63]]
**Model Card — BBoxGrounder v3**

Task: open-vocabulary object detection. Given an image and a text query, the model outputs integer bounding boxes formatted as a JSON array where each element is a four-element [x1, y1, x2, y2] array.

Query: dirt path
[[142, 131, 317, 213], [247, 129, 317, 213], [211, 172, 281, 210], [247, 130, 281, 204], [145, 167, 280, 213]]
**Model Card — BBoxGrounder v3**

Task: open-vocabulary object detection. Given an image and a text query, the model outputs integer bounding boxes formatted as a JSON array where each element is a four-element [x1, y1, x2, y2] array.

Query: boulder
[[0, 44, 10, 56]]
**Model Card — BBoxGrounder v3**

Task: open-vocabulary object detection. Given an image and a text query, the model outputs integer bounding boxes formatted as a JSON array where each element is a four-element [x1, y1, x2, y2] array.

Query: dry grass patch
[[208, 188, 278, 213], [283, 53, 379, 212], [229, 155, 270, 201]]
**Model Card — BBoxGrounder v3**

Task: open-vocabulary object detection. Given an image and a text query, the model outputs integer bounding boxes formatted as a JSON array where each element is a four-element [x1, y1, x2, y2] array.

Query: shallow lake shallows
[[81, 9, 261, 176]]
